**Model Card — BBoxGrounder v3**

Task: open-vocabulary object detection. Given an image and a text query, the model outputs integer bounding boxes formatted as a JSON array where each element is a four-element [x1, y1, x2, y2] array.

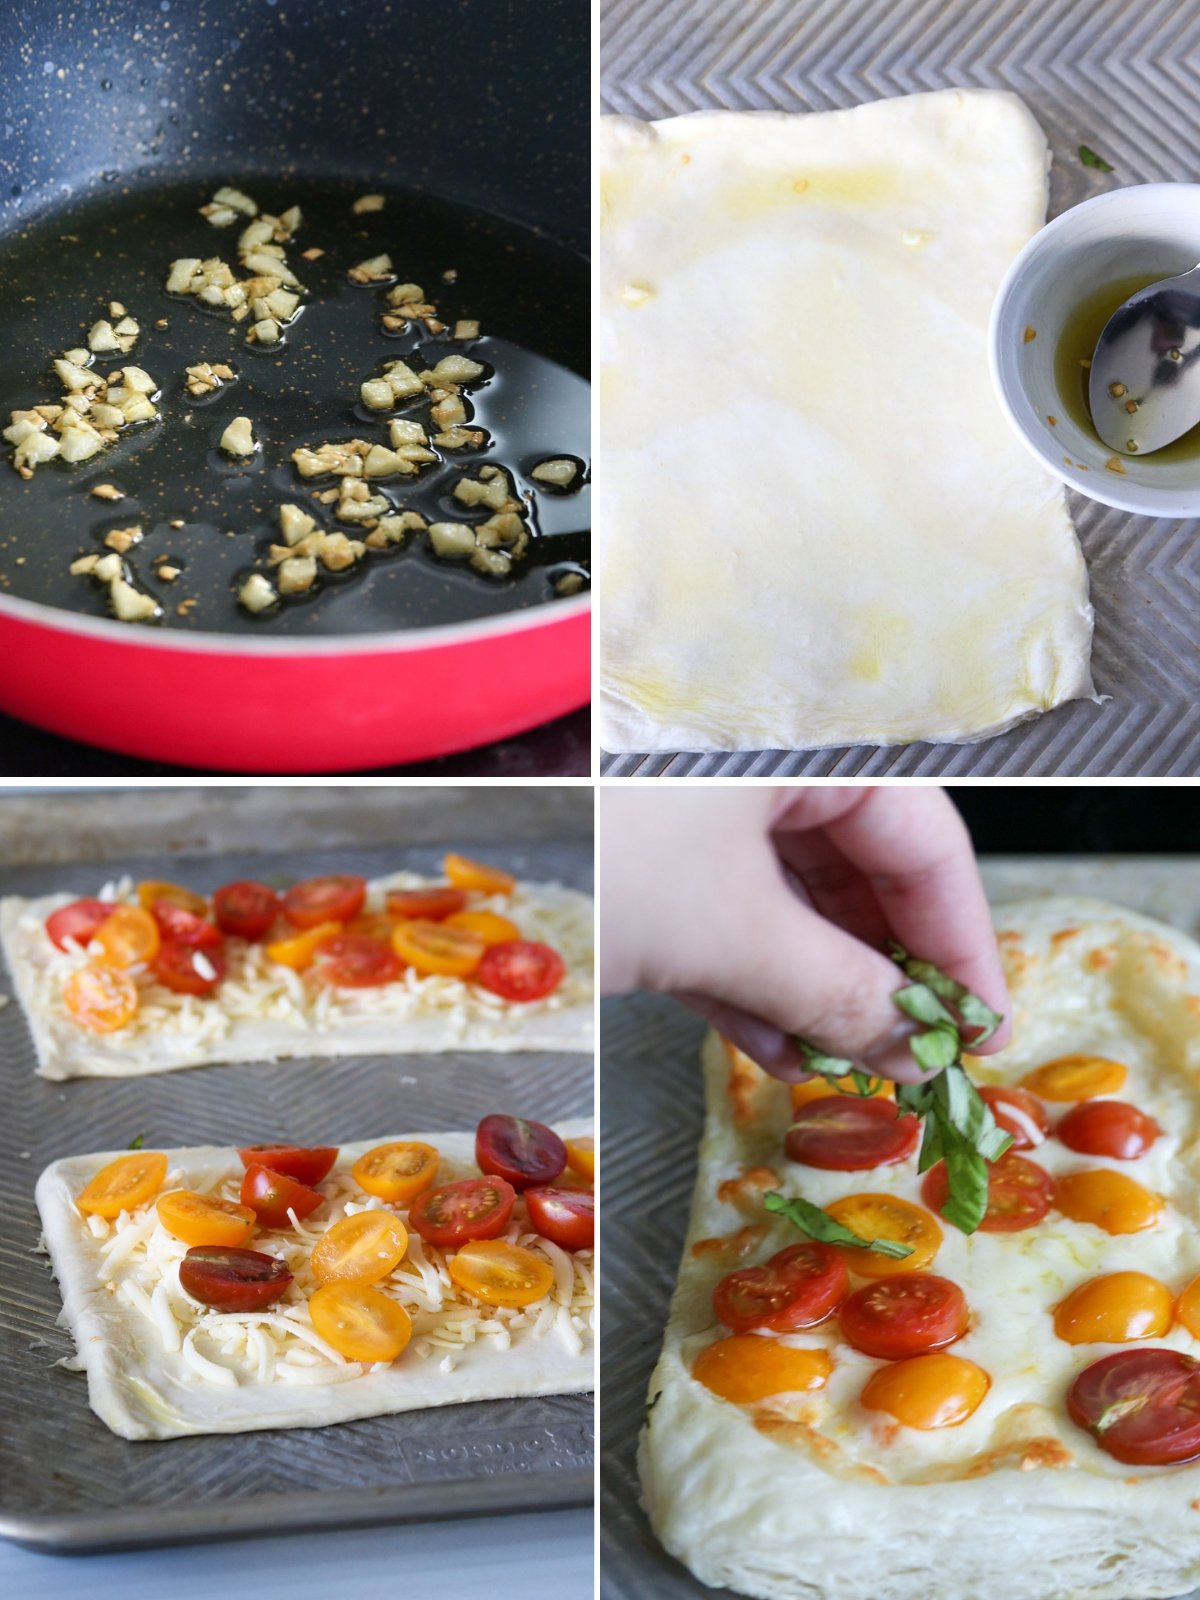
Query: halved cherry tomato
[[1055, 1168, 1163, 1234], [840, 1274, 969, 1360], [282, 875, 366, 929], [1057, 1100, 1161, 1160], [524, 1186, 594, 1251], [240, 1164, 325, 1229], [979, 1085, 1049, 1150], [449, 1239, 555, 1307], [352, 1142, 439, 1204], [266, 920, 343, 970], [476, 941, 565, 1002], [179, 1246, 293, 1312], [713, 1241, 848, 1333], [237, 1145, 339, 1184], [443, 852, 515, 896], [565, 1136, 595, 1182], [313, 934, 403, 988], [64, 962, 139, 1032], [476, 1114, 567, 1190], [922, 1151, 1054, 1233], [150, 901, 222, 949], [153, 940, 226, 996], [157, 1190, 256, 1248], [790, 1075, 893, 1112], [824, 1193, 942, 1277], [93, 904, 160, 968], [385, 887, 469, 922], [861, 1352, 990, 1429], [444, 909, 522, 946], [1054, 1271, 1174, 1344], [344, 913, 400, 943], [308, 1282, 412, 1363], [692, 1335, 833, 1404], [137, 880, 208, 916], [1067, 1348, 1200, 1464], [786, 1097, 920, 1171], [45, 898, 112, 951], [408, 1177, 516, 1249], [310, 1210, 408, 1285], [1021, 1054, 1127, 1102], [76, 1151, 167, 1217], [213, 881, 282, 941], [390, 920, 485, 978]]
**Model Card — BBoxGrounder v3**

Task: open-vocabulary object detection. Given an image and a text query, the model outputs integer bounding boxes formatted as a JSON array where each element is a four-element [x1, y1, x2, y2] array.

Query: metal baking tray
[[599, 857, 1200, 1598], [599, 0, 1200, 778], [0, 841, 593, 1553]]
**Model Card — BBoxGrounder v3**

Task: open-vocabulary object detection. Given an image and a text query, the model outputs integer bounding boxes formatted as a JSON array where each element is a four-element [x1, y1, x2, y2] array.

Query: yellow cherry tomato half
[[308, 1282, 412, 1363], [136, 880, 209, 917], [1177, 1275, 1200, 1339], [76, 1151, 167, 1218], [824, 1193, 942, 1278], [566, 1136, 595, 1182], [390, 919, 485, 978], [63, 962, 139, 1032], [265, 920, 343, 971], [92, 904, 160, 968], [310, 1210, 409, 1285], [1054, 1271, 1174, 1344], [789, 1075, 895, 1112], [443, 909, 522, 946], [861, 1352, 990, 1429], [692, 1335, 834, 1404], [1021, 1054, 1127, 1102], [443, 852, 516, 897], [352, 1142, 440, 1205], [157, 1190, 256, 1248], [448, 1239, 556, 1307], [1055, 1169, 1164, 1234]]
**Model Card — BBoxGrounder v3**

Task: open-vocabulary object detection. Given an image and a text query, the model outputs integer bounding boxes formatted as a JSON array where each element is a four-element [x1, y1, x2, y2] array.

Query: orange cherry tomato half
[[240, 1164, 325, 1229], [840, 1274, 969, 1360], [443, 852, 515, 896], [524, 1186, 594, 1251], [1057, 1100, 1161, 1160], [408, 1177, 516, 1249], [45, 898, 112, 951], [150, 901, 222, 949], [1021, 1054, 1127, 1102], [237, 1145, 339, 1185], [1068, 1349, 1200, 1465], [476, 941, 566, 1003], [390, 919, 485, 978], [344, 913, 400, 943], [308, 1282, 412, 1363], [310, 1210, 408, 1285], [443, 909, 522, 946], [978, 1085, 1049, 1149], [352, 1142, 440, 1204], [313, 934, 403, 988], [76, 1151, 167, 1217], [157, 1190, 257, 1248], [476, 1114, 567, 1190], [136, 880, 209, 917], [448, 1239, 556, 1307], [153, 940, 226, 996], [266, 920, 343, 970], [790, 1075, 894, 1112], [922, 1151, 1054, 1233], [861, 1352, 990, 1429], [1055, 1168, 1164, 1234], [282, 875, 366, 930], [565, 1136, 595, 1182], [179, 1246, 293, 1313], [385, 887, 469, 922], [92, 904, 160, 968], [786, 1097, 920, 1171], [213, 881, 282, 941], [692, 1335, 833, 1404], [713, 1241, 848, 1333], [63, 962, 139, 1032], [823, 1193, 942, 1277], [1054, 1271, 1174, 1345]]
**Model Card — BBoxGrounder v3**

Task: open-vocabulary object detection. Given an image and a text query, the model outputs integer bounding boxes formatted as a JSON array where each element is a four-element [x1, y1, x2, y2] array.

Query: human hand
[[600, 785, 1009, 1082]]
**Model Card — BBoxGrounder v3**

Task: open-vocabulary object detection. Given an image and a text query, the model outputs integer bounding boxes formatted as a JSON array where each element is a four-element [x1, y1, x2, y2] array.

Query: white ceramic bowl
[[990, 183, 1200, 516]]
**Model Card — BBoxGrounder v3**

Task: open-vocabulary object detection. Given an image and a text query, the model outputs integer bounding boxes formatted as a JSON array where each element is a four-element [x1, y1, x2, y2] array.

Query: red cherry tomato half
[[475, 1114, 567, 1190], [213, 881, 282, 941], [152, 940, 226, 996], [979, 1086, 1049, 1150], [785, 1096, 920, 1171], [1057, 1100, 1161, 1161], [240, 1163, 325, 1229], [475, 941, 566, 1003], [151, 900, 222, 949], [282, 875, 367, 930], [1067, 1348, 1200, 1465], [45, 898, 113, 951], [179, 1246, 294, 1312], [524, 1186, 595, 1251], [408, 1177, 517, 1249], [922, 1150, 1055, 1233], [313, 934, 403, 988], [839, 1274, 970, 1360], [385, 887, 469, 922], [713, 1242, 849, 1334], [237, 1145, 339, 1185]]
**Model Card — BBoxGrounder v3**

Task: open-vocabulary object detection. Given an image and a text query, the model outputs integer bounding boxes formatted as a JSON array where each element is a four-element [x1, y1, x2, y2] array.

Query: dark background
[[949, 785, 1200, 854]]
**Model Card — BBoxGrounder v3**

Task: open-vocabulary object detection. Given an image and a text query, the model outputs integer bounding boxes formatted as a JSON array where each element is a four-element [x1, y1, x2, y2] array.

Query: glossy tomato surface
[[1057, 1100, 1161, 1160], [786, 1097, 920, 1171], [476, 941, 565, 1002], [408, 1177, 516, 1249], [45, 898, 112, 951], [153, 940, 226, 995], [240, 1163, 325, 1228], [213, 881, 281, 940], [475, 1115, 567, 1189], [524, 1186, 594, 1250], [840, 1274, 969, 1360], [150, 901, 222, 949], [314, 933, 403, 987], [1067, 1349, 1200, 1465], [979, 1086, 1049, 1150], [922, 1151, 1054, 1233], [179, 1246, 293, 1312], [282, 875, 367, 929], [713, 1242, 848, 1334], [385, 887, 469, 921], [237, 1144, 339, 1185]]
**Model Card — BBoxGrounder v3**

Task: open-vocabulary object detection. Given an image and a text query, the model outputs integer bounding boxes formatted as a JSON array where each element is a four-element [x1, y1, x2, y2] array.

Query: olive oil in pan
[[1054, 273, 1200, 463], [0, 175, 589, 636]]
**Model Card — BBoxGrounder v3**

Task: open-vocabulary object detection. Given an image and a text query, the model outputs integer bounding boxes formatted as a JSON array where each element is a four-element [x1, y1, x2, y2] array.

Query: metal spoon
[[1088, 264, 1200, 455]]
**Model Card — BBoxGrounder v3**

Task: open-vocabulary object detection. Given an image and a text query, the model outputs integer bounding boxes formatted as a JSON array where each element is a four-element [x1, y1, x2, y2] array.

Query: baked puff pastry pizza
[[640, 897, 1200, 1600]]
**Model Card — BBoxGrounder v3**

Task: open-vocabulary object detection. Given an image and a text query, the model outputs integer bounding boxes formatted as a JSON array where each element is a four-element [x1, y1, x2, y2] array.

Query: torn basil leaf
[[764, 1190, 914, 1259]]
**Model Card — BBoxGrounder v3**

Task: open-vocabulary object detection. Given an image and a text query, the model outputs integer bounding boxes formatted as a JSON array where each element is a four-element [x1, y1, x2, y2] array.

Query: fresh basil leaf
[[915, 1113, 944, 1174], [764, 1190, 914, 1259], [937, 1131, 990, 1233], [847, 1069, 879, 1098], [1079, 144, 1114, 173], [889, 944, 1002, 1045], [910, 1027, 958, 1071], [892, 982, 956, 1028], [128, 1132, 146, 1150], [792, 1037, 856, 1079]]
